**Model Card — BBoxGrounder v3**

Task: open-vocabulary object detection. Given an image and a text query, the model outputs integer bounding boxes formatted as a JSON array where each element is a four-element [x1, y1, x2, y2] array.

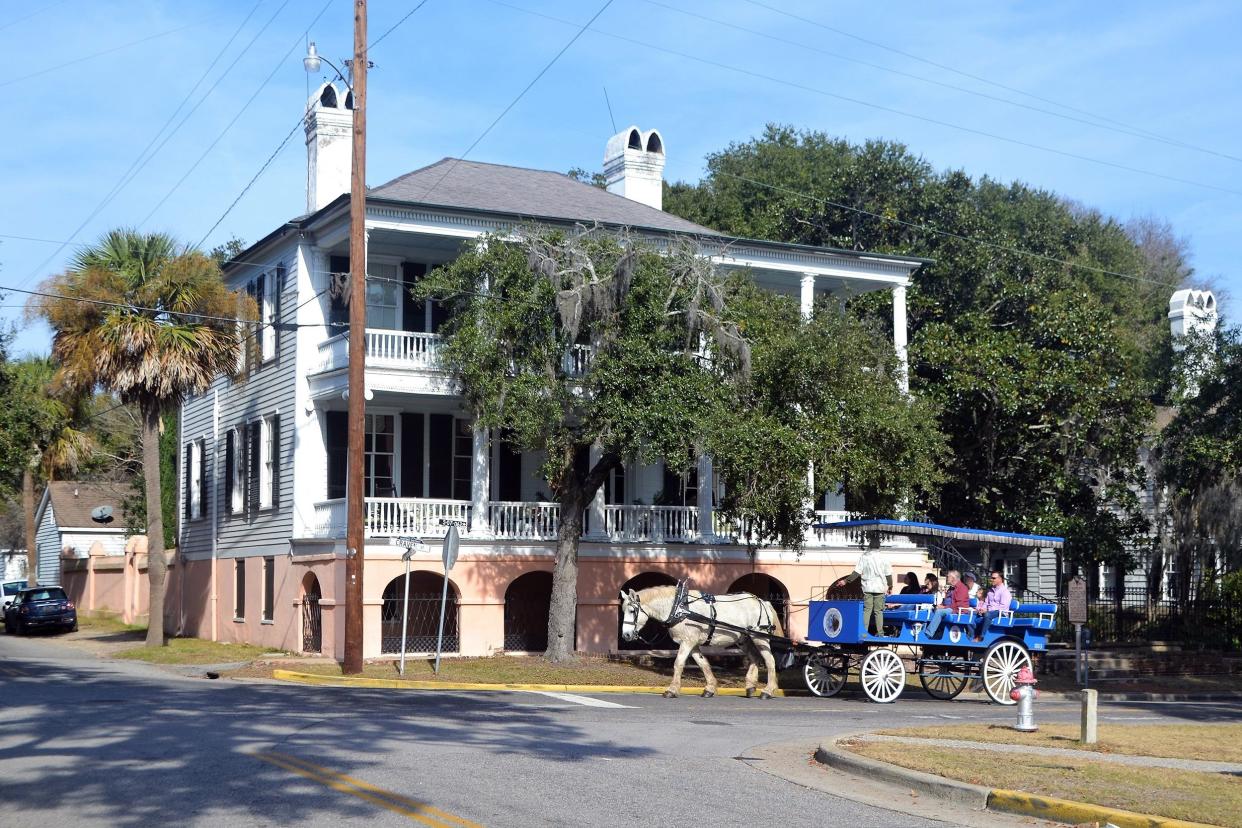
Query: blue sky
[[3, 0, 1240, 355]]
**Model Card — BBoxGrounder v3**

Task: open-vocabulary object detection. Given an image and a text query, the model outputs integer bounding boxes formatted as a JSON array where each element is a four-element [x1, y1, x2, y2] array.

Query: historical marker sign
[[1068, 576, 1088, 624]]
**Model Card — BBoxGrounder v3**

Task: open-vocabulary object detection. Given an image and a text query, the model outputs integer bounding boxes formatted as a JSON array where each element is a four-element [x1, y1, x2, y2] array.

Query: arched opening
[[627, 128, 642, 149], [504, 571, 553, 652], [344, 90, 354, 110], [617, 571, 677, 650], [301, 573, 322, 653], [728, 573, 790, 630], [645, 131, 663, 154], [319, 84, 338, 108], [380, 572, 459, 654]]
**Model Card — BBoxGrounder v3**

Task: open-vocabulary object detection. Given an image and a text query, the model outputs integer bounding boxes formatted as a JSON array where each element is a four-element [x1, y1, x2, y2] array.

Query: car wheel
[[69, 621, 79, 633]]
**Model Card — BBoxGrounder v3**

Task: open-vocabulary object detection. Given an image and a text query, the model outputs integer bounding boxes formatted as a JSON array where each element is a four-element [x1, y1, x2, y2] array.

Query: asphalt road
[[3, 634, 1240, 827]]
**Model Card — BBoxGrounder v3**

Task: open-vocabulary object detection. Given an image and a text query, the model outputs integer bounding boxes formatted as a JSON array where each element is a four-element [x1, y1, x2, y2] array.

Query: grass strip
[[845, 740, 1242, 828], [114, 637, 281, 665], [873, 723, 1242, 765]]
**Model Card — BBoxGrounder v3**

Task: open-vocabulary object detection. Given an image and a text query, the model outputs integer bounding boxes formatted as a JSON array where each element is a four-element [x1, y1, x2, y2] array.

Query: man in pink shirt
[[973, 569, 1013, 642]]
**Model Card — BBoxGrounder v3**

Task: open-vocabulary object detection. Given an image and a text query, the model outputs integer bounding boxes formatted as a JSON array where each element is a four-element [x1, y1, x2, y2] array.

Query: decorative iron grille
[[381, 591, 459, 654], [302, 591, 322, 654]]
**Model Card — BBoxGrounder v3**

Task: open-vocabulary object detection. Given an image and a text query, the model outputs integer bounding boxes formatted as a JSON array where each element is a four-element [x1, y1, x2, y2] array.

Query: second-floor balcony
[[309, 498, 876, 548], [317, 329, 444, 374]]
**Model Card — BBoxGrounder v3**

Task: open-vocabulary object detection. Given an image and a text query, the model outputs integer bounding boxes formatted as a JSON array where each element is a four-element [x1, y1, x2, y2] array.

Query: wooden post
[[342, 0, 369, 675]]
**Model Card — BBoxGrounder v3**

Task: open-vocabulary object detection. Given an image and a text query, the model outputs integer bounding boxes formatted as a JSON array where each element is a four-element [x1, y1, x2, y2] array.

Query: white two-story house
[[176, 82, 934, 660]]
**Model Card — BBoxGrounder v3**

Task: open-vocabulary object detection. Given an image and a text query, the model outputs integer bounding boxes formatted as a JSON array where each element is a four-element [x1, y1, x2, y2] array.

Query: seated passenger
[[973, 570, 1013, 642], [899, 572, 921, 595], [923, 570, 970, 639]]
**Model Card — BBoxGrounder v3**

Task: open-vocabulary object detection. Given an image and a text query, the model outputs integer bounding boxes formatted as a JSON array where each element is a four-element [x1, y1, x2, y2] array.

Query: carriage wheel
[[803, 651, 849, 698], [982, 639, 1031, 705], [918, 656, 970, 700], [860, 648, 905, 703]]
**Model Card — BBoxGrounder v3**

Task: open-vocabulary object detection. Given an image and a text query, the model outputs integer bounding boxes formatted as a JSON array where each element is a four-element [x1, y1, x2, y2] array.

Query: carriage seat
[[1006, 601, 1057, 630], [882, 593, 935, 624]]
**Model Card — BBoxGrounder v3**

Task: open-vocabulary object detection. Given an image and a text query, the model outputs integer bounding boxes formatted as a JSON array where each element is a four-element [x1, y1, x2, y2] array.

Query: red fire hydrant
[[1010, 665, 1038, 731]]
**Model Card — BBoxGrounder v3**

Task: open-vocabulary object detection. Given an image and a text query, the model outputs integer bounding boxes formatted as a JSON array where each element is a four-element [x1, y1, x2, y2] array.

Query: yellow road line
[[254, 751, 481, 828]]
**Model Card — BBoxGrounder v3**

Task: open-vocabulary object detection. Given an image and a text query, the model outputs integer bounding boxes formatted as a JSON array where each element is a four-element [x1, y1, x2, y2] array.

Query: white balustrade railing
[[366, 498, 470, 537], [488, 501, 560, 540], [562, 344, 593, 377], [315, 329, 443, 373], [312, 499, 346, 538], [600, 504, 700, 543], [310, 498, 873, 549]]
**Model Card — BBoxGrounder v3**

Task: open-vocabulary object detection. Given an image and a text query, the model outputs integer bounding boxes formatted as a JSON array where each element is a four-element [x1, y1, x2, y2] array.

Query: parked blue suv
[[3, 586, 78, 635]]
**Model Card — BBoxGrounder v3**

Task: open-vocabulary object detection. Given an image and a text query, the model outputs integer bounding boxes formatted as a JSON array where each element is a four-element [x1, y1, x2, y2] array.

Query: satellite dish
[[90, 505, 114, 523]]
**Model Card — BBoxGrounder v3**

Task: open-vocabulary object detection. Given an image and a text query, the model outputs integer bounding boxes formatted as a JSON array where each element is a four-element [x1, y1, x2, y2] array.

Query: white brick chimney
[[304, 81, 353, 213], [603, 126, 665, 210]]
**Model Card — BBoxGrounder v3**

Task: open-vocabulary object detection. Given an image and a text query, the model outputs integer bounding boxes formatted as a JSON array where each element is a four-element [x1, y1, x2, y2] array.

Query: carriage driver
[[833, 542, 892, 637]]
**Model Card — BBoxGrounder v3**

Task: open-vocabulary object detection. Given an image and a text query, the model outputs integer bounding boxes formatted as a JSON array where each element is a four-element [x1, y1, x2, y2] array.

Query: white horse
[[619, 585, 785, 699]]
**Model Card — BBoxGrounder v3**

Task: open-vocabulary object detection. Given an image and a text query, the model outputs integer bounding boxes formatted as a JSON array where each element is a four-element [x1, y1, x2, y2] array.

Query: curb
[[818, 737, 1220, 828], [813, 743, 990, 809], [987, 789, 1218, 828], [270, 669, 786, 696], [1039, 690, 1242, 703]]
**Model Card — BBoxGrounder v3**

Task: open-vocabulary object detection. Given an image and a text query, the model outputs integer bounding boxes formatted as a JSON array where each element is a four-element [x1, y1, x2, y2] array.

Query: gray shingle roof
[[45, 481, 134, 529], [370, 158, 722, 236]]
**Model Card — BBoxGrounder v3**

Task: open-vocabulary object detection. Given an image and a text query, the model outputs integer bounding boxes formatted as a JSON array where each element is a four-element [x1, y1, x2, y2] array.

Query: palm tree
[[34, 229, 248, 646]]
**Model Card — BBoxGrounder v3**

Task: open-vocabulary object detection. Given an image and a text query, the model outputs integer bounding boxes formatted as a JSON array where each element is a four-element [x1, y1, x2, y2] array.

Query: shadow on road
[[0, 653, 651, 825]]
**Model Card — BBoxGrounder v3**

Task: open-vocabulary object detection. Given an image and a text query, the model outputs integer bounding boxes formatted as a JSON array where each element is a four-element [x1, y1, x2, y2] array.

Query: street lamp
[[304, 6, 368, 674]]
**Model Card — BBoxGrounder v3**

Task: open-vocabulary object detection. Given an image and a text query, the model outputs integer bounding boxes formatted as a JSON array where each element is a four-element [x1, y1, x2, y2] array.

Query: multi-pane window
[[259, 417, 274, 510], [366, 263, 400, 330], [189, 441, 203, 520], [262, 557, 275, 622], [234, 559, 246, 620], [365, 414, 396, 497], [230, 426, 244, 514], [452, 419, 473, 501], [261, 272, 278, 361]]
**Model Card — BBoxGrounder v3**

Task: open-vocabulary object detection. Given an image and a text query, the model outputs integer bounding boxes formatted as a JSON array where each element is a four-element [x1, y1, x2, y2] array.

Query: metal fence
[[1021, 588, 1242, 649], [381, 592, 459, 654]]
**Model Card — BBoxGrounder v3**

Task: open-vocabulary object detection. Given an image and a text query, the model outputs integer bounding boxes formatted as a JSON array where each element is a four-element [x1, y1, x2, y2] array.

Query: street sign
[[442, 524, 460, 572], [393, 536, 427, 552], [1067, 576, 1088, 624]]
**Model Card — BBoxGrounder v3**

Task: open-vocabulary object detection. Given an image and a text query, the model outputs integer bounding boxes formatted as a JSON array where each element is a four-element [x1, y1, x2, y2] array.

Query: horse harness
[[660, 578, 778, 647]]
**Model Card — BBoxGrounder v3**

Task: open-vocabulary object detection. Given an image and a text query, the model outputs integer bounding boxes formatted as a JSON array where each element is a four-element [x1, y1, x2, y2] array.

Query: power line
[[17, 1, 270, 293], [0, 0, 69, 33], [481, 0, 1242, 198], [739, 0, 1214, 155], [0, 14, 214, 89], [196, 0, 438, 249], [369, 0, 433, 50], [137, 0, 334, 229], [417, 0, 616, 202], [641, 0, 1242, 166]]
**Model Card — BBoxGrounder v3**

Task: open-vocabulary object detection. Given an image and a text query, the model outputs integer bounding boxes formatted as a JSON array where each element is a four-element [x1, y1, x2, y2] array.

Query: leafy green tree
[[710, 281, 944, 543], [666, 125, 1176, 572], [0, 357, 94, 584], [33, 229, 248, 645]]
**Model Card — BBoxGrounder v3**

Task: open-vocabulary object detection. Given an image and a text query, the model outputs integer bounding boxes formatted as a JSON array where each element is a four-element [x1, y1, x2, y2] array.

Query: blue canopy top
[[811, 519, 1064, 549]]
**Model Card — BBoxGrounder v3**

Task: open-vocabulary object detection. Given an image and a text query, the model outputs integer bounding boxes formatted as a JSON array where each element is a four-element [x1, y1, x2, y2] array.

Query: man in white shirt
[[834, 542, 893, 637]]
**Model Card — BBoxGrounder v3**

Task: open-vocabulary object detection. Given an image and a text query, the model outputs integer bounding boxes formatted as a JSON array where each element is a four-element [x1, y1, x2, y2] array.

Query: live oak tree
[[420, 226, 943, 661], [33, 230, 249, 645], [666, 125, 1179, 573]]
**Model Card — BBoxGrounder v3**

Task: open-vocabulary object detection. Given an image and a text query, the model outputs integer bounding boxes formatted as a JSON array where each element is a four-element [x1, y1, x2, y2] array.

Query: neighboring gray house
[[32, 482, 133, 586]]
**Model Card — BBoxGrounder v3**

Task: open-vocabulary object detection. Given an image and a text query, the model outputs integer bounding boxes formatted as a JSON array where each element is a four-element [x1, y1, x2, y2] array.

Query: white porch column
[[893, 283, 909, 394], [696, 453, 715, 543], [800, 273, 816, 320], [470, 424, 492, 537], [586, 443, 607, 539]]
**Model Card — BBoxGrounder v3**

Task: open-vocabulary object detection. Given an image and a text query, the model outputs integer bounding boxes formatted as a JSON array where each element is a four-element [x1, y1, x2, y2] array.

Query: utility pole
[[343, 0, 368, 675]]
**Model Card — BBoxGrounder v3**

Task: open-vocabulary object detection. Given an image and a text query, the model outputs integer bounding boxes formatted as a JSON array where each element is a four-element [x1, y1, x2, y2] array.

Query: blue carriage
[[800, 520, 1062, 704]]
